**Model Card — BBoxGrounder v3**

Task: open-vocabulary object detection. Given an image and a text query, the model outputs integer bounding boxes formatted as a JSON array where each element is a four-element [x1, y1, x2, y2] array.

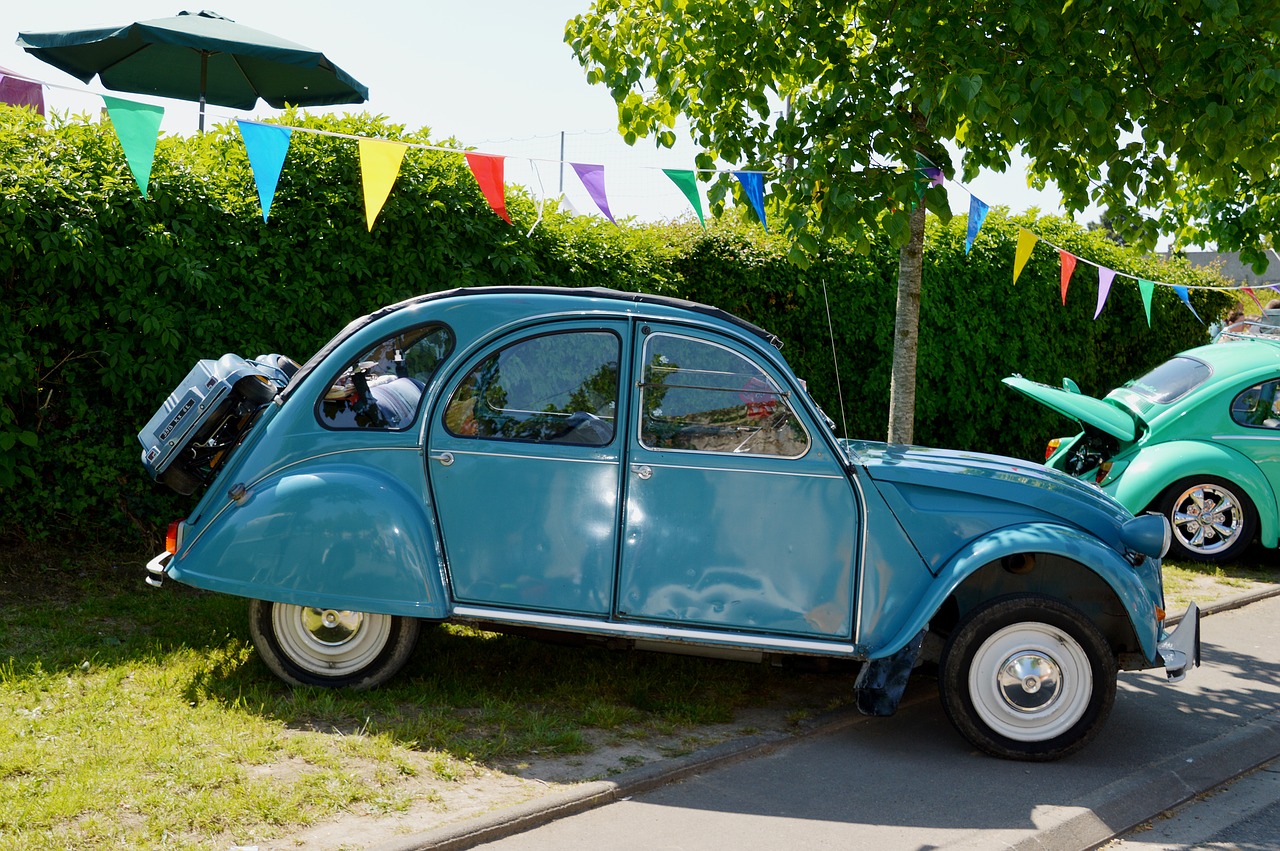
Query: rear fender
[[1109, 441, 1277, 547], [168, 462, 448, 618], [871, 522, 1161, 664]]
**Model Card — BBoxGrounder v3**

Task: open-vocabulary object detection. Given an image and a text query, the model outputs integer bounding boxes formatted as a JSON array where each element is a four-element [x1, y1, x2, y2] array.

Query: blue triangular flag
[[965, 195, 990, 254], [1171, 284, 1204, 324], [237, 120, 293, 221], [733, 170, 768, 232]]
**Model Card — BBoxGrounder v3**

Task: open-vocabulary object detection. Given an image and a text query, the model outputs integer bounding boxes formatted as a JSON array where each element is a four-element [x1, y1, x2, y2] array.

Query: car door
[[427, 321, 627, 615], [617, 323, 859, 639]]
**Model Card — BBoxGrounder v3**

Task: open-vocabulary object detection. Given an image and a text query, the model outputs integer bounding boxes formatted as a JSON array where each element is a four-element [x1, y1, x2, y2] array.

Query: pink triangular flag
[[571, 163, 616, 224], [464, 153, 511, 224], [1094, 267, 1117, 319], [1059, 250, 1077, 304]]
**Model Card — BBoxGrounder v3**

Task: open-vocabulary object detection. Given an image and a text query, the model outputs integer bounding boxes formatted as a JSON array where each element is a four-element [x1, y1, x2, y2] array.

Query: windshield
[[1123, 356, 1211, 404]]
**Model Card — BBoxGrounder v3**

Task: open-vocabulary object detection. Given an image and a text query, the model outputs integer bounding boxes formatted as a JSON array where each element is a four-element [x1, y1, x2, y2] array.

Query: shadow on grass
[[1, 549, 856, 768]]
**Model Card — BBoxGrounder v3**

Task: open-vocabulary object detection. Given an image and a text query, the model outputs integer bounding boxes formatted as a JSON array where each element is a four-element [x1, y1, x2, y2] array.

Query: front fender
[[1109, 440, 1277, 547], [168, 463, 448, 618], [871, 522, 1161, 663]]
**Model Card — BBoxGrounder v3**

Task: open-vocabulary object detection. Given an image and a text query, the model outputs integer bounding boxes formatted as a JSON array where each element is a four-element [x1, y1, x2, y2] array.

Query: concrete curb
[[370, 587, 1279, 851]]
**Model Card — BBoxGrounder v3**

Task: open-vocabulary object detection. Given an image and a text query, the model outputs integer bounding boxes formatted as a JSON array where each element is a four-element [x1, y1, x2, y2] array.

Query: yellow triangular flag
[[358, 139, 409, 231], [1012, 228, 1039, 283]]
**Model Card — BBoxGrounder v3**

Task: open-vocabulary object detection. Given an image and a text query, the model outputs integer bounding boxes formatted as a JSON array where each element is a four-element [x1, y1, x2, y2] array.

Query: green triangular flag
[[663, 169, 705, 227], [1138, 279, 1156, 327], [102, 96, 164, 198]]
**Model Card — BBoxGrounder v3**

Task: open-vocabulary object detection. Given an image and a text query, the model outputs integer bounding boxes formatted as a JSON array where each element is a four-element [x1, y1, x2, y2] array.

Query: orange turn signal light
[[1095, 461, 1113, 484], [1155, 606, 1166, 622], [1045, 438, 1060, 460], [165, 519, 183, 554]]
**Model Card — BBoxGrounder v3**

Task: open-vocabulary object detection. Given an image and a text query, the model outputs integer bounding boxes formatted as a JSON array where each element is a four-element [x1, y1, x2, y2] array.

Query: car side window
[[1231, 379, 1280, 429], [317, 324, 454, 430], [443, 330, 620, 446], [639, 333, 810, 457]]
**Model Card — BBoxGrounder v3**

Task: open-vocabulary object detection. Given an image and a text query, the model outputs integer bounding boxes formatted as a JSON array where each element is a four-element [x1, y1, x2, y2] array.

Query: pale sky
[[3, 2, 1102, 227]]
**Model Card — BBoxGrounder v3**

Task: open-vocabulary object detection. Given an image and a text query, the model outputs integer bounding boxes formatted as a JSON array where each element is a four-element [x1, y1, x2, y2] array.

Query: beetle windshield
[[1123, 356, 1211, 404]]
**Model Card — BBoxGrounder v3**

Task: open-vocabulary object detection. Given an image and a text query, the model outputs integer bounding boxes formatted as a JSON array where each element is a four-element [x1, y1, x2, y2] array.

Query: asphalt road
[[419, 594, 1280, 851]]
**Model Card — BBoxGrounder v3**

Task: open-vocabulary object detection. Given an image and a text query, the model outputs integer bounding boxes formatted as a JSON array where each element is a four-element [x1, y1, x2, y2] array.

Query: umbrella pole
[[198, 50, 209, 132]]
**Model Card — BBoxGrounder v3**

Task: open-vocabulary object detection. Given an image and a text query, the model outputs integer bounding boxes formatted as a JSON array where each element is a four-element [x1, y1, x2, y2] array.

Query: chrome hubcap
[[302, 608, 363, 645], [997, 652, 1061, 711], [1171, 485, 1242, 555]]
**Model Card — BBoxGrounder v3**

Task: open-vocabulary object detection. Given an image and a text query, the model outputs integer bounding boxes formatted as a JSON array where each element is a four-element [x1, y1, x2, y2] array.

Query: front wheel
[[248, 599, 420, 689], [1157, 477, 1256, 563], [939, 594, 1117, 761]]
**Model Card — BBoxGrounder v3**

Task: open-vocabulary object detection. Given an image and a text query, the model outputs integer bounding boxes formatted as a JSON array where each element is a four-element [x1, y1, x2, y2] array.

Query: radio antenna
[[821, 277, 849, 438]]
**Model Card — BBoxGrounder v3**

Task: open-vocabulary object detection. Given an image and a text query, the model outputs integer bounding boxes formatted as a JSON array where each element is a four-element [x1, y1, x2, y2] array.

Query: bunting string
[[0, 70, 1258, 326]]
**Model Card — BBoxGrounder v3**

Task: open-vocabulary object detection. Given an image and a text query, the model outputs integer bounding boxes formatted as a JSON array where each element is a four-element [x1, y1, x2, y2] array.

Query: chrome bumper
[[145, 550, 173, 588], [1158, 602, 1201, 683]]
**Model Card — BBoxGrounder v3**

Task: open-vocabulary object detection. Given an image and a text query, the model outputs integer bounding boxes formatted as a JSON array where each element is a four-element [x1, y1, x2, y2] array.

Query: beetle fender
[[869, 522, 1160, 664], [1108, 440, 1277, 548], [169, 464, 448, 619]]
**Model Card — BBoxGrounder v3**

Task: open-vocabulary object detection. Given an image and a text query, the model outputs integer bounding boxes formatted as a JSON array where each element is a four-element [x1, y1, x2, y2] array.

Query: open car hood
[[1002, 376, 1137, 442]]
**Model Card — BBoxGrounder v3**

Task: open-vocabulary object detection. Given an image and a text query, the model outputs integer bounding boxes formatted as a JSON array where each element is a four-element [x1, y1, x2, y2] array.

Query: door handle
[[633, 464, 652, 480], [431, 451, 454, 467]]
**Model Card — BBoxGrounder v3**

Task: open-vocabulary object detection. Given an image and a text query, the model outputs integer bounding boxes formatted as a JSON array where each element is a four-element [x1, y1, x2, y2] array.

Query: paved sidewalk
[[374, 589, 1280, 851]]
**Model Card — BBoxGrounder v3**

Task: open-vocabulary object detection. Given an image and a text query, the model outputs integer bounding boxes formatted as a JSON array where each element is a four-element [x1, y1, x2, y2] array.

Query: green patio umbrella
[[17, 10, 368, 131]]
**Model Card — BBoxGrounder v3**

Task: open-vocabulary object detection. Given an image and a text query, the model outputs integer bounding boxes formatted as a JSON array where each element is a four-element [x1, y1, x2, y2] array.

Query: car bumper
[[145, 550, 173, 588], [1158, 602, 1201, 682]]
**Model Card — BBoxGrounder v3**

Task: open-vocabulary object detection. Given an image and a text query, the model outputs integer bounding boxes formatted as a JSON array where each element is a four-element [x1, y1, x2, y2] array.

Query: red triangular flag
[[1059, 250, 1077, 305], [464, 153, 512, 224]]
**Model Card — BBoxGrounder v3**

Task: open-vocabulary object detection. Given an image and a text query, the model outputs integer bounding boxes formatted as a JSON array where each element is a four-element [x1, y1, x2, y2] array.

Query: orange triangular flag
[[464, 153, 512, 224], [1013, 228, 1039, 283], [358, 139, 408, 231], [1059, 250, 1077, 304]]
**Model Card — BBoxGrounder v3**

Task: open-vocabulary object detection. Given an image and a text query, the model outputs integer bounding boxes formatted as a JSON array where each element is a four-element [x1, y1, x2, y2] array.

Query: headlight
[[1119, 512, 1171, 560]]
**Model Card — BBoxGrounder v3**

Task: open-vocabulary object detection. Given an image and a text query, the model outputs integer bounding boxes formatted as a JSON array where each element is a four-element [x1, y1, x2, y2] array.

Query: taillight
[[165, 519, 184, 554], [1095, 461, 1113, 484], [1045, 438, 1060, 460]]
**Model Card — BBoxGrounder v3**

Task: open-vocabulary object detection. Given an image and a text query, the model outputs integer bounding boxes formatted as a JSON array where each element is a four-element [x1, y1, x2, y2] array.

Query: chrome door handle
[[431, 451, 454, 466], [634, 464, 652, 480]]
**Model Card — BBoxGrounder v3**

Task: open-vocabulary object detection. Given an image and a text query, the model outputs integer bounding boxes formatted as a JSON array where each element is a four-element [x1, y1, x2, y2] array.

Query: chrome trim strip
[[635, 462, 845, 481], [1212, 434, 1280, 441], [435, 448, 619, 465], [451, 605, 859, 655]]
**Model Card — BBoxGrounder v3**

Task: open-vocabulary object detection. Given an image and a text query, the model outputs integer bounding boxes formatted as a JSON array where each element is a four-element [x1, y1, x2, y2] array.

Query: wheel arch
[[873, 523, 1160, 668], [1111, 440, 1277, 548]]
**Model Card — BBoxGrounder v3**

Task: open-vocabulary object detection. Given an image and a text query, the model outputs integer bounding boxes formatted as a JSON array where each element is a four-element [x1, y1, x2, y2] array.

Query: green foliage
[[0, 106, 1231, 546]]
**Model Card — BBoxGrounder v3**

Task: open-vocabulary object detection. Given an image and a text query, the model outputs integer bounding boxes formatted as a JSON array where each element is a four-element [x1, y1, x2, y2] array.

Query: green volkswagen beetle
[[1006, 333, 1280, 562]]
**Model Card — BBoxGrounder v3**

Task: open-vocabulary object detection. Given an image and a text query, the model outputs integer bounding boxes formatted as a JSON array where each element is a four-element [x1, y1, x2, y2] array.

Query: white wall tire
[[940, 594, 1117, 761], [249, 599, 420, 689]]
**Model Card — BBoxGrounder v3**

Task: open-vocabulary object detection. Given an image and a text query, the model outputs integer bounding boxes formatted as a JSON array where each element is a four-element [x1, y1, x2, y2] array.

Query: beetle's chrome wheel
[[968, 624, 1093, 742], [1159, 477, 1256, 563], [248, 599, 421, 689], [1169, 484, 1243, 556]]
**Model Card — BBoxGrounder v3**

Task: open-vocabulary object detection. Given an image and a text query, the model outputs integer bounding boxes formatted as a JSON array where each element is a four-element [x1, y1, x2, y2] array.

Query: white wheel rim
[[1169, 483, 1245, 556], [968, 623, 1093, 742], [271, 604, 392, 677]]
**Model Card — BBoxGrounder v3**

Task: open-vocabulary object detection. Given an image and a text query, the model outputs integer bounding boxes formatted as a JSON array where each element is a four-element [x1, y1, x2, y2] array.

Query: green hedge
[[0, 107, 1232, 547]]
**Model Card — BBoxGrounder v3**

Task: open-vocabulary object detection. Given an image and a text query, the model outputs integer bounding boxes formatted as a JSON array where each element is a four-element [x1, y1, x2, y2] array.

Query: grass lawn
[[1, 543, 1274, 849]]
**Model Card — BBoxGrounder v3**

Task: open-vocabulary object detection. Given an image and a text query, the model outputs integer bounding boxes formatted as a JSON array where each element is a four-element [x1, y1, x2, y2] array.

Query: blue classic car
[[139, 287, 1197, 761]]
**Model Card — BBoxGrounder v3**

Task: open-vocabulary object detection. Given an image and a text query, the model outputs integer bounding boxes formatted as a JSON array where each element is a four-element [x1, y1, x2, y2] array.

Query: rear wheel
[[939, 594, 1116, 761], [1157, 477, 1256, 562], [248, 599, 420, 689]]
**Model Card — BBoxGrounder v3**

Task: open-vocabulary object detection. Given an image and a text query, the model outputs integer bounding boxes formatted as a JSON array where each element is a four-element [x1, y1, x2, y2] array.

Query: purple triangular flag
[[237, 120, 293, 222], [1094, 267, 1117, 319], [1171, 284, 1204, 323], [733, 171, 768, 232], [571, 163, 616, 224]]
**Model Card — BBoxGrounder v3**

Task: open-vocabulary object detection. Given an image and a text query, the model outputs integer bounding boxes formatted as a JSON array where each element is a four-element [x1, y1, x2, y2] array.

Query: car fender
[[870, 522, 1160, 663], [169, 462, 448, 619], [1109, 440, 1277, 547]]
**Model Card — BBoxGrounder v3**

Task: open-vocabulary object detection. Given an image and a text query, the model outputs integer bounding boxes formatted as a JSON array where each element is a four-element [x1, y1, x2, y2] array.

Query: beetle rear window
[[1123, 356, 1211, 404]]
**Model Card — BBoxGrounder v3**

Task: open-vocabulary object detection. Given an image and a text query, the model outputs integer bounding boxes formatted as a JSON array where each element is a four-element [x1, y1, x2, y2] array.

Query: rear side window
[[1232, 380, 1280, 429], [317, 325, 453, 430], [443, 330, 620, 446], [1125, 356, 1211, 404]]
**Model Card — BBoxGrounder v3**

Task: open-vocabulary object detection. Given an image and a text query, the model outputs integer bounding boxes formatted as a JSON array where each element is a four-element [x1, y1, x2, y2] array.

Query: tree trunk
[[887, 202, 926, 444]]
